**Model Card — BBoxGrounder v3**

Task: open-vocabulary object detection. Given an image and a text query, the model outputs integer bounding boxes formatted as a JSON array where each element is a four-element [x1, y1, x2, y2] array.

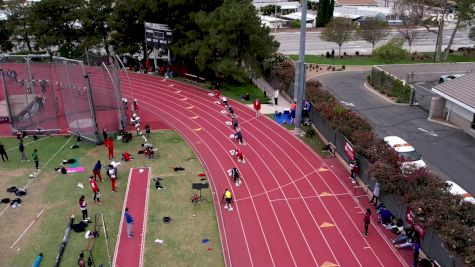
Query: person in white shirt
[[274, 90, 279, 105]]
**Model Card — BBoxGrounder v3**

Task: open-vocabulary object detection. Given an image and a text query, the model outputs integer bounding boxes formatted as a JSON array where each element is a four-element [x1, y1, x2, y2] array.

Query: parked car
[[384, 136, 427, 169], [446, 181, 475, 205], [439, 74, 465, 83]]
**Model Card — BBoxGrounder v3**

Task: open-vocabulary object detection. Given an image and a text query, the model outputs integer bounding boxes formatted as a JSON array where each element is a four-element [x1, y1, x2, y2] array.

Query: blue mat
[[274, 112, 292, 125]]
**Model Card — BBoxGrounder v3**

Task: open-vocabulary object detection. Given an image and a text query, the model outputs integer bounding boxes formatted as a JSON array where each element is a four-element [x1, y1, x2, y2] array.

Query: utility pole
[[293, 0, 308, 132]]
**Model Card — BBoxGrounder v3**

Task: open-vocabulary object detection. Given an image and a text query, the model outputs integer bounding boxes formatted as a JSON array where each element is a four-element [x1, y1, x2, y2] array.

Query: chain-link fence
[[308, 105, 465, 267], [0, 55, 61, 134], [0, 54, 126, 144]]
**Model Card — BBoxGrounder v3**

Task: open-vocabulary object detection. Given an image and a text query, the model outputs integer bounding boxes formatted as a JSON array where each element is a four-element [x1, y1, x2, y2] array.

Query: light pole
[[293, 0, 308, 132], [274, 1, 277, 33]]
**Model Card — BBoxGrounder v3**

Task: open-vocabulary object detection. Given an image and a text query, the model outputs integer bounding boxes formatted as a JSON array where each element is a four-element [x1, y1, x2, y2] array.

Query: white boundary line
[[135, 76, 405, 266], [101, 213, 112, 267], [5, 136, 50, 152], [132, 78, 331, 266], [0, 136, 72, 218], [122, 93, 259, 267], [112, 168, 134, 266], [139, 167, 151, 267], [10, 202, 50, 248], [128, 79, 312, 266], [174, 78, 409, 266]]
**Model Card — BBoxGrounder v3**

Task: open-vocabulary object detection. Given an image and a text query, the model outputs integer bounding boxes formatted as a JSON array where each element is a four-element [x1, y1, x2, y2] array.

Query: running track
[[113, 168, 150, 267], [122, 73, 411, 267]]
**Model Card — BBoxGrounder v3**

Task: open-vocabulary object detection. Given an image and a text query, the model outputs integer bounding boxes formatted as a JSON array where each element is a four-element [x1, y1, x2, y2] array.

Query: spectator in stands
[[0, 142, 8, 162]]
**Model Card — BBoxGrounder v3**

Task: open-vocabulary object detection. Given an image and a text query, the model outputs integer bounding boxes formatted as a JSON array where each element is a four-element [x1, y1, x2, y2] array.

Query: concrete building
[[431, 72, 475, 138]]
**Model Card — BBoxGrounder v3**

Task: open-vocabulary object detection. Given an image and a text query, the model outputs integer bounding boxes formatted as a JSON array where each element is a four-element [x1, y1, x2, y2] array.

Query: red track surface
[[113, 168, 150, 267], [120, 73, 412, 267]]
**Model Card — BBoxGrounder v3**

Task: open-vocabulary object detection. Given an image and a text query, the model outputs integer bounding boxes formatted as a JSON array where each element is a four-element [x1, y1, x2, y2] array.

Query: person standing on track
[[89, 176, 101, 204], [253, 98, 261, 118], [221, 189, 233, 211], [363, 208, 371, 237], [124, 207, 134, 238], [133, 99, 138, 113], [93, 160, 102, 182], [105, 137, 114, 160]]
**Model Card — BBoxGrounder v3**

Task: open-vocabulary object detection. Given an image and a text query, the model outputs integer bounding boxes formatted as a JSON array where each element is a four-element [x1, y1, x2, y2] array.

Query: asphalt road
[[274, 28, 473, 55], [314, 71, 475, 195]]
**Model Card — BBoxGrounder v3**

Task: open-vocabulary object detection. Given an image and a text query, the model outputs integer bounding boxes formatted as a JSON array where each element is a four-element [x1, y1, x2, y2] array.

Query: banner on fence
[[406, 207, 426, 239], [344, 140, 355, 161]]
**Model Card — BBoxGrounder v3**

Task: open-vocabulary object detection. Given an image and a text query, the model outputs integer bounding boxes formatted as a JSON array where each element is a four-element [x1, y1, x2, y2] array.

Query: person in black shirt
[[0, 142, 8, 161]]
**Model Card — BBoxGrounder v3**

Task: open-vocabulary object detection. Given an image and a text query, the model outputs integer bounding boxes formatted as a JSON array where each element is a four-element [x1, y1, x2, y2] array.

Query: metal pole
[[294, 0, 308, 131], [274, 1, 277, 33]]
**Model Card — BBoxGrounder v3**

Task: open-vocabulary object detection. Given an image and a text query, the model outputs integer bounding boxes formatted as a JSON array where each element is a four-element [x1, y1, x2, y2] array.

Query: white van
[[384, 136, 427, 169]]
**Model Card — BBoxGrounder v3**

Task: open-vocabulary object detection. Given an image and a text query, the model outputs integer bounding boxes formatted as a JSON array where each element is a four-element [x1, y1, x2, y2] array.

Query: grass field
[[0, 131, 223, 267], [289, 52, 475, 65], [174, 77, 270, 104], [265, 114, 329, 157]]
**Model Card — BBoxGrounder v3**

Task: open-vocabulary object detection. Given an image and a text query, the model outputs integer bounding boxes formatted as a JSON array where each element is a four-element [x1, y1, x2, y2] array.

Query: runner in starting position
[[228, 167, 242, 186], [221, 188, 233, 211]]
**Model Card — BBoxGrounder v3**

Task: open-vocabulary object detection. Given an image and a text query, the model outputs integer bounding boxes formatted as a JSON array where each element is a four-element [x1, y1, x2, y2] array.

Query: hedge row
[[369, 68, 413, 103], [304, 80, 475, 266]]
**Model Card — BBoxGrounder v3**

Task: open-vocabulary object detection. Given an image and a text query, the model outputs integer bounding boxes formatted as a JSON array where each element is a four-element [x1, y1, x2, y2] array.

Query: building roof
[[335, 0, 378, 6], [432, 72, 475, 113]]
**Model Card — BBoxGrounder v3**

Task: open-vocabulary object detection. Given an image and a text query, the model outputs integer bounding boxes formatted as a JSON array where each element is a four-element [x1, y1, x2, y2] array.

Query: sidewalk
[[250, 78, 291, 114]]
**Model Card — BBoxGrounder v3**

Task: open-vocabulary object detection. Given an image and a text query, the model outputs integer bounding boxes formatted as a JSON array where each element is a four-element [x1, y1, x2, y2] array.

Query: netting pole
[[102, 61, 125, 131], [64, 60, 81, 134], [115, 55, 133, 101], [84, 73, 100, 144], [0, 70, 13, 124], [25, 56, 33, 125]]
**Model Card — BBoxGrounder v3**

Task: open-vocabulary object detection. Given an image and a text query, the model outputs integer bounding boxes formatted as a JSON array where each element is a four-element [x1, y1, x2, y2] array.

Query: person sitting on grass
[[240, 93, 250, 101], [122, 152, 133, 161], [154, 177, 164, 190]]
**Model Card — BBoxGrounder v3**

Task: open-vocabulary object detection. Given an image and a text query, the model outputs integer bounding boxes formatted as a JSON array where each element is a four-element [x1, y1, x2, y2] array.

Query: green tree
[[320, 17, 354, 56], [80, 0, 113, 55], [260, 4, 280, 15], [357, 17, 390, 52], [470, 26, 475, 41], [192, 0, 279, 82], [373, 38, 409, 63], [317, 0, 334, 27], [109, 0, 158, 56], [29, 0, 83, 57], [443, 0, 475, 61], [4, 0, 35, 52], [0, 20, 13, 52]]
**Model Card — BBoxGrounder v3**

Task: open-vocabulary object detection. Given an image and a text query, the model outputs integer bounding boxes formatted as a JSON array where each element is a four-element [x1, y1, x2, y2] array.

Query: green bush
[[291, 19, 301, 28], [369, 68, 413, 103], [373, 38, 408, 64], [306, 80, 475, 265]]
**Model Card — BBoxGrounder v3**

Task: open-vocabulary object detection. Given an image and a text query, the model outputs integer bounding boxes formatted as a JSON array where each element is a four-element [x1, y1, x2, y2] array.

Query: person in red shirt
[[363, 208, 371, 237], [105, 137, 114, 160], [214, 89, 221, 98], [133, 99, 138, 112], [253, 98, 261, 118], [89, 176, 101, 204], [230, 148, 245, 163]]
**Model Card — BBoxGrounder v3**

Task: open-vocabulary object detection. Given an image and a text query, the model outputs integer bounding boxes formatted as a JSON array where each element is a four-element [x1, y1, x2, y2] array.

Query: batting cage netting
[[0, 54, 126, 144]]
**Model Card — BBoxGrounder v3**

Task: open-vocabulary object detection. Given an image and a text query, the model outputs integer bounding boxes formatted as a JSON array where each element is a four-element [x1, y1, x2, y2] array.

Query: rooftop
[[432, 71, 475, 112]]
